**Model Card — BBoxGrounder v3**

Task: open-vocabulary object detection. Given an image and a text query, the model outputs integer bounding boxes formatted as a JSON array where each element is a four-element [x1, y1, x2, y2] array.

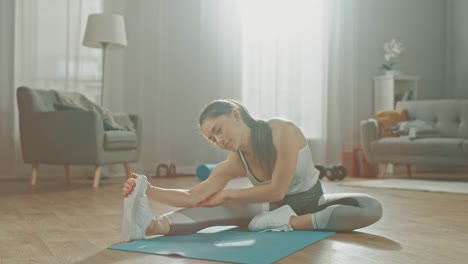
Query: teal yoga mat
[[109, 228, 334, 263]]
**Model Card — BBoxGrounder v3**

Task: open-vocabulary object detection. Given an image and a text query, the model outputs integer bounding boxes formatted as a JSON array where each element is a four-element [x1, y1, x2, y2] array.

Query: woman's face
[[200, 111, 245, 152]]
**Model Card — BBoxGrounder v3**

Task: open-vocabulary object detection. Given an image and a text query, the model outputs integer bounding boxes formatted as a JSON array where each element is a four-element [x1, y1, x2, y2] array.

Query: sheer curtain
[[12, 0, 104, 176], [15, 0, 103, 98], [239, 0, 326, 139], [238, 0, 358, 164], [238, 0, 328, 163], [324, 0, 359, 164]]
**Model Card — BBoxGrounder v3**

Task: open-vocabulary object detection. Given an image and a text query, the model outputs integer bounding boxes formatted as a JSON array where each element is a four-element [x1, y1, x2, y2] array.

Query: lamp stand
[[100, 42, 108, 106]]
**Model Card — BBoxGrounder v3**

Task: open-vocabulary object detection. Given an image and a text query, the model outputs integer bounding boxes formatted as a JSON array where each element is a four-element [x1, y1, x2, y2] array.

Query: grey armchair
[[17, 86, 142, 187]]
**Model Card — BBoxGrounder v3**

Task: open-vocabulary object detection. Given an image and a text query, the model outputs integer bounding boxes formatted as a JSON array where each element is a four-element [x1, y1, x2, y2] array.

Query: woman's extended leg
[[123, 174, 266, 239], [146, 203, 267, 236]]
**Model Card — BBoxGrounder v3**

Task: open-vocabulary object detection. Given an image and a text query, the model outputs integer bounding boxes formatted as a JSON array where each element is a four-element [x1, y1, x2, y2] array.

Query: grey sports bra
[[237, 144, 319, 195]]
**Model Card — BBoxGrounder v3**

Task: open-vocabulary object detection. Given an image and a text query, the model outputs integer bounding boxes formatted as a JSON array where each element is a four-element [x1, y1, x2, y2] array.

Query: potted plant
[[381, 38, 404, 75]]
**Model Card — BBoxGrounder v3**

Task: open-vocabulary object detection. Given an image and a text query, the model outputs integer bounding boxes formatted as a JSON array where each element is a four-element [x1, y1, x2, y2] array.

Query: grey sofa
[[360, 99, 468, 177], [17, 86, 142, 187]]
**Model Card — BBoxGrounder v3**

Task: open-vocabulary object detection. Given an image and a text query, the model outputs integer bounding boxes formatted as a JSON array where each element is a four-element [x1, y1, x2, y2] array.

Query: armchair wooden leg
[[93, 166, 103, 188], [64, 164, 71, 184], [406, 164, 412, 178], [31, 163, 39, 185], [378, 163, 388, 178], [124, 163, 132, 179]]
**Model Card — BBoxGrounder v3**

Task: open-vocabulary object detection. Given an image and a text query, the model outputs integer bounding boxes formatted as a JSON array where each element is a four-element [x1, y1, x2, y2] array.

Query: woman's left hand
[[197, 190, 230, 207]]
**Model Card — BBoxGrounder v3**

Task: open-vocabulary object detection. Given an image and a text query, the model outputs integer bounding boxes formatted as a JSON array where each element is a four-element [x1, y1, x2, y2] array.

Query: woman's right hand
[[122, 173, 138, 198]]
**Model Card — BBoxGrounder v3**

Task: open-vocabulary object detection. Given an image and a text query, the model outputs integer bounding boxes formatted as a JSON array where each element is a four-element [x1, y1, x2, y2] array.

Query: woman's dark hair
[[199, 99, 277, 177]]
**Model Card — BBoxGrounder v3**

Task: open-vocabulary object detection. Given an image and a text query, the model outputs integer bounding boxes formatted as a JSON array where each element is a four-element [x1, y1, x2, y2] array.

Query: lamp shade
[[83, 13, 127, 49]]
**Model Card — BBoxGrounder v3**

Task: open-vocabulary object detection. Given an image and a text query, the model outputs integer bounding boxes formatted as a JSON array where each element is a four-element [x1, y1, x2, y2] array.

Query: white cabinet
[[373, 74, 420, 112]]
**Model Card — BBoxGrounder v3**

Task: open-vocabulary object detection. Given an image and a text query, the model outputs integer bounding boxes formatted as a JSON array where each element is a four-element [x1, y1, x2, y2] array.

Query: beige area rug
[[339, 179, 468, 194]]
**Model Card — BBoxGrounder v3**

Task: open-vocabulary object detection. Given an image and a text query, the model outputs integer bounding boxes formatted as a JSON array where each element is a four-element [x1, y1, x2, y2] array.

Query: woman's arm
[[224, 121, 304, 203], [146, 152, 245, 208]]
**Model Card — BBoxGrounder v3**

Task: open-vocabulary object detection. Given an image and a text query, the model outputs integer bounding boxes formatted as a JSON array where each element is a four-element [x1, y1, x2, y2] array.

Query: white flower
[[383, 38, 404, 60], [381, 38, 404, 70]]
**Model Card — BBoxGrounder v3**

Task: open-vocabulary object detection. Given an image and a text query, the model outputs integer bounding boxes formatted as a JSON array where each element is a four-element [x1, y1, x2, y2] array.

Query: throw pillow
[[389, 119, 439, 139], [372, 109, 408, 137]]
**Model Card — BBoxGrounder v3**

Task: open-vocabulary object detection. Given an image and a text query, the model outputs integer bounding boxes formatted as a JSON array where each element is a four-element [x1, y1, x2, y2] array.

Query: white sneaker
[[248, 205, 297, 232], [122, 174, 154, 241]]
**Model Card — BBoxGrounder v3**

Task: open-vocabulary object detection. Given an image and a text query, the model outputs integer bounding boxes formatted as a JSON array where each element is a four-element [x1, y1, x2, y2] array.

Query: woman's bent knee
[[365, 198, 383, 224]]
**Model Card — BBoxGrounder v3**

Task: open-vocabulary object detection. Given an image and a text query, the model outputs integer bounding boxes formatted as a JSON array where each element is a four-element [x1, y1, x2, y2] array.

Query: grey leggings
[[164, 180, 382, 235]]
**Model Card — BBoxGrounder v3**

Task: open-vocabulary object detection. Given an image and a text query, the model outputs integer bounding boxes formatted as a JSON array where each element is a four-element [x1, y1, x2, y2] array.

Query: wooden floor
[[1, 173, 468, 264]]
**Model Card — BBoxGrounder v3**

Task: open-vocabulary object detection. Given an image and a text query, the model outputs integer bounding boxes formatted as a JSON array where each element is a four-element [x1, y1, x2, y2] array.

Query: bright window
[[238, 0, 325, 138]]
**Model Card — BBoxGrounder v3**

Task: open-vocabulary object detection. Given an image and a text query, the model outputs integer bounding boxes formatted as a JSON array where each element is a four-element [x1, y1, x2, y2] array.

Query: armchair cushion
[[104, 131, 138, 150], [464, 141, 468, 156]]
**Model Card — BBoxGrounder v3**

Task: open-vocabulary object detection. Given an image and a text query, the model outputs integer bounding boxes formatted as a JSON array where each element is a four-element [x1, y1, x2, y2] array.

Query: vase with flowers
[[381, 38, 404, 75]]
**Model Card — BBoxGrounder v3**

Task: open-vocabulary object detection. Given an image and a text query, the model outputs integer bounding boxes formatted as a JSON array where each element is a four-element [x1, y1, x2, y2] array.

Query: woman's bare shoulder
[[267, 117, 295, 128], [267, 118, 306, 149], [223, 151, 247, 178]]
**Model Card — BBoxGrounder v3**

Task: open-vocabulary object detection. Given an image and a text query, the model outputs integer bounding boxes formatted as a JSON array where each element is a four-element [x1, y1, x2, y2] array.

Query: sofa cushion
[[104, 131, 137, 150], [463, 141, 468, 156], [371, 137, 463, 156]]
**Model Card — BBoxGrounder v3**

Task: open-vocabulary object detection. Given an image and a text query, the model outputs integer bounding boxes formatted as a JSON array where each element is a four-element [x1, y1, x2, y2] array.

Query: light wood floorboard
[[1, 173, 468, 264]]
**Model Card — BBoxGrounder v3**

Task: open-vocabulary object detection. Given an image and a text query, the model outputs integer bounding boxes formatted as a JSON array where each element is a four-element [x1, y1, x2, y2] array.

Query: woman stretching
[[121, 99, 382, 241]]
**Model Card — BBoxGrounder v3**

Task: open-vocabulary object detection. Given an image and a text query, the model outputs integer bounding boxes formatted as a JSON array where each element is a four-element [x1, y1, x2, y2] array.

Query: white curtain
[[239, 0, 326, 140], [11, 0, 103, 177], [15, 0, 103, 98], [324, 0, 359, 164], [237, 0, 330, 164], [238, 0, 359, 164]]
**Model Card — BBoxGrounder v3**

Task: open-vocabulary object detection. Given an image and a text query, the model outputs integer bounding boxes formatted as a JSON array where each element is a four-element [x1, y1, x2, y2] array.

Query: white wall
[[353, 0, 447, 122], [448, 0, 468, 98]]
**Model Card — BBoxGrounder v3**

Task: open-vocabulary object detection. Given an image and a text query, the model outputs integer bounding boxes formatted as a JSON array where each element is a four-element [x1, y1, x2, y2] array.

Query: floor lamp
[[83, 13, 127, 106]]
